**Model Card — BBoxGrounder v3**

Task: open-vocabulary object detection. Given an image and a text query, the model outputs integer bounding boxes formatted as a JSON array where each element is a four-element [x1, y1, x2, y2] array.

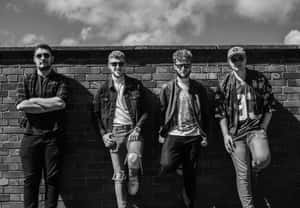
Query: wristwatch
[[134, 126, 141, 133]]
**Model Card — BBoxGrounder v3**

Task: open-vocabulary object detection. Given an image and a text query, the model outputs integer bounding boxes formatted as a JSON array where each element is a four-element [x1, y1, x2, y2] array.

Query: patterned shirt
[[214, 68, 276, 138], [16, 69, 68, 135]]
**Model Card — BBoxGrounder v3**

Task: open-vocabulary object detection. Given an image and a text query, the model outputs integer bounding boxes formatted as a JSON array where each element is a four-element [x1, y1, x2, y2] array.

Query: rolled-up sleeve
[[56, 78, 69, 103]]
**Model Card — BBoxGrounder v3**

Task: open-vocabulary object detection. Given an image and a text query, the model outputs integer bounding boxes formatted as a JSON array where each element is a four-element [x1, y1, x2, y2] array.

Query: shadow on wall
[[59, 76, 108, 208], [58, 76, 161, 208], [56, 77, 300, 208], [261, 101, 300, 208]]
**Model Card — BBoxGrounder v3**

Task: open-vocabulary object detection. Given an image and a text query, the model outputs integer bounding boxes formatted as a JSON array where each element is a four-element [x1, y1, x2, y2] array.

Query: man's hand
[[158, 136, 166, 144], [103, 133, 115, 148], [128, 127, 141, 142], [224, 134, 234, 153]]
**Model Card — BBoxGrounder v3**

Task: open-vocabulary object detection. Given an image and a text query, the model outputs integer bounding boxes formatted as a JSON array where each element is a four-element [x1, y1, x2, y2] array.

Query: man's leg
[[44, 135, 61, 208], [231, 139, 254, 208], [111, 149, 127, 208], [160, 135, 183, 175], [181, 139, 200, 208], [20, 135, 44, 208], [248, 130, 271, 208], [127, 140, 143, 196]]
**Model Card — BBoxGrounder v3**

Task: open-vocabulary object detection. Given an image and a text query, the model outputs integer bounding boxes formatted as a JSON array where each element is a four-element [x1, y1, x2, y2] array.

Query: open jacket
[[94, 75, 149, 136], [159, 79, 211, 139], [214, 69, 276, 136]]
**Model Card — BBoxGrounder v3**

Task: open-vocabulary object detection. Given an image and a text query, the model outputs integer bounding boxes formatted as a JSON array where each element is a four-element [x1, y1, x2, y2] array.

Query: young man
[[16, 44, 68, 208], [215, 46, 275, 208], [94, 51, 148, 208], [159, 49, 210, 208]]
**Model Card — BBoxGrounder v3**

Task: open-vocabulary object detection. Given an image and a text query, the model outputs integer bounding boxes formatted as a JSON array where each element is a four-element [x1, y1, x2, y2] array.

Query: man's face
[[108, 57, 125, 78], [174, 59, 192, 79], [33, 48, 53, 71], [228, 54, 246, 72]]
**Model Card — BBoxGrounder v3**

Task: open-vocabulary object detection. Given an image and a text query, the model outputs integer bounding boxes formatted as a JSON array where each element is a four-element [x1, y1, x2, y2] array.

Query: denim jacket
[[159, 79, 211, 139], [94, 75, 148, 136]]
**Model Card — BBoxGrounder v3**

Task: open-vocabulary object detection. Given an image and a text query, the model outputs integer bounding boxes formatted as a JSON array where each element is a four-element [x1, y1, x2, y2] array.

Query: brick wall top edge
[[0, 44, 299, 51], [1, 45, 300, 65]]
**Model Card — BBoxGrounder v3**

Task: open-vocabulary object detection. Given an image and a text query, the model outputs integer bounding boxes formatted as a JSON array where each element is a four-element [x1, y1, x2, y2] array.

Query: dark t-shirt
[[16, 70, 68, 135]]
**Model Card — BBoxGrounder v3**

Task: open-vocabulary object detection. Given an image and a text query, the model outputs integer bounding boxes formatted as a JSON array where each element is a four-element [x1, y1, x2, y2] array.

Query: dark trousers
[[20, 133, 61, 208], [160, 135, 201, 208]]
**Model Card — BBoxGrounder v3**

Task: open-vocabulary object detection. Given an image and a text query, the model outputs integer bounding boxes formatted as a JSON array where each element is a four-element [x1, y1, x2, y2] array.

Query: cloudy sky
[[1, 0, 300, 46]]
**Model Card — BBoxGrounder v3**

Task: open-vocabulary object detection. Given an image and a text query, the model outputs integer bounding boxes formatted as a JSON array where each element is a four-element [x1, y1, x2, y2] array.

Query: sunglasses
[[175, 63, 191, 68], [110, 62, 124, 67], [35, 53, 51, 59], [230, 55, 244, 62]]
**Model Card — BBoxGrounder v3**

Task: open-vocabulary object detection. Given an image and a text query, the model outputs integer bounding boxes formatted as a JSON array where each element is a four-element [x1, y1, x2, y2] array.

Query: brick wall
[[0, 45, 300, 208]]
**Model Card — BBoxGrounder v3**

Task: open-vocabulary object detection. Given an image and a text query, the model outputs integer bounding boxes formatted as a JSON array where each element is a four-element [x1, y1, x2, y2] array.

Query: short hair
[[108, 50, 125, 62], [34, 44, 53, 55], [173, 49, 192, 63]]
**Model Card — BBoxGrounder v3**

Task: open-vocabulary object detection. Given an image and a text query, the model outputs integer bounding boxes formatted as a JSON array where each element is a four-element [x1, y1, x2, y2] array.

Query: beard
[[176, 70, 191, 79]]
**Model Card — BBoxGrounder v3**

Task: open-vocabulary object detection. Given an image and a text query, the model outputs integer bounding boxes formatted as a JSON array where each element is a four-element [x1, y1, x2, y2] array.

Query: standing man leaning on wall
[[94, 51, 149, 208], [159, 49, 210, 208], [16, 44, 68, 208], [214, 46, 275, 208]]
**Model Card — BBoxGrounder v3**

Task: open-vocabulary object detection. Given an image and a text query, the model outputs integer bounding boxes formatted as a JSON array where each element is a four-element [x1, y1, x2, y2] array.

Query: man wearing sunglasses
[[16, 44, 68, 208], [159, 49, 211, 208], [214, 46, 275, 208], [94, 51, 148, 208]]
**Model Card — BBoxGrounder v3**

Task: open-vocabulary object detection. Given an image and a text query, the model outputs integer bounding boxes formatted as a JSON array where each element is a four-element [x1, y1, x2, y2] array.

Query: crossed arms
[[16, 97, 66, 114]]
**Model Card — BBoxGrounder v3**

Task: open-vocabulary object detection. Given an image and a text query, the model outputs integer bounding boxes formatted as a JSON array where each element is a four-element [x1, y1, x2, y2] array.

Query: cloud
[[19, 33, 46, 46], [284, 30, 300, 44], [5, 2, 21, 13], [60, 38, 79, 46], [233, 0, 300, 22], [31, 0, 300, 44], [32, 0, 218, 44], [80, 27, 92, 41]]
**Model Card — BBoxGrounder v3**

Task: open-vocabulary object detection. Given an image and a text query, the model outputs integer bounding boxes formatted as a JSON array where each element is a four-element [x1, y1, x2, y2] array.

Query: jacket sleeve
[[93, 87, 106, 136], [158, 84, 169, 137]]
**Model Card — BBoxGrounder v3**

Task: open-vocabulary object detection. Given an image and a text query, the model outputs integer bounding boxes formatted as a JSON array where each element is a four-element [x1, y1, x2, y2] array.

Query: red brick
[[86, 74, 107, 81], [287, 94, 300, 100], [190, 73, 207, 80], [0, 194, 10, 202], [2, 202, 23, 208], [283, 73, 300, 79], [283, 101, 300, 107], [2, 156, 21, 163], [288, 79, 300, 86], [7, 75, 18, 82], [3, 171, 23, 179], [270, 80, 286, 86], [0, 178, 9, 186], [2, 68, 23, 75], [156, 65, 171, 73], [267, 65, 285, 72], [152, 73, 174, 81], [286, 64, 300, 72], [3, 112, 21, 119], [0, 75, 7, 82], [134, 65, 156, 73], [283, 87, 300, 93]]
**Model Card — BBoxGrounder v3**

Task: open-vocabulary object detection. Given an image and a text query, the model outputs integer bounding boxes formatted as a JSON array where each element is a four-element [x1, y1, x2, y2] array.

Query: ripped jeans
[[109, 125, 143, 208], [231, 129, 271, 208]]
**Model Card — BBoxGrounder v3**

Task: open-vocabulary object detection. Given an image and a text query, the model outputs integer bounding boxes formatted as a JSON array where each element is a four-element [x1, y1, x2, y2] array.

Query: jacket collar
[[108, 74, 133, 91]]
